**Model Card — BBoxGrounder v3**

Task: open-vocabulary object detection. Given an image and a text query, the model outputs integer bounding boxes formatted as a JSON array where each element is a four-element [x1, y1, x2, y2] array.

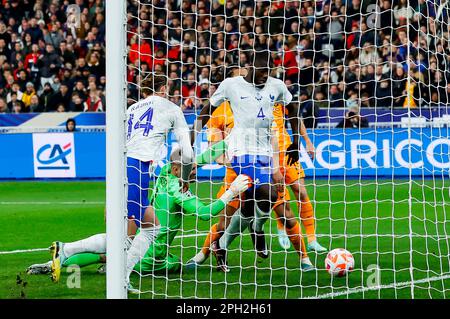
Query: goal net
[[117, 0, 450, 299]]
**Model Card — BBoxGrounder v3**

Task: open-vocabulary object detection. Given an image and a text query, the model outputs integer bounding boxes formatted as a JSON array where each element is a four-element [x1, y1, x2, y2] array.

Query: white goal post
[[106, 0, 128, 299]]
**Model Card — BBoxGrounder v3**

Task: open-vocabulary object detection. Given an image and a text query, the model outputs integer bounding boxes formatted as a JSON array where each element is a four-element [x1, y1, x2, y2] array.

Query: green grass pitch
[[0, 179, 449, 299]]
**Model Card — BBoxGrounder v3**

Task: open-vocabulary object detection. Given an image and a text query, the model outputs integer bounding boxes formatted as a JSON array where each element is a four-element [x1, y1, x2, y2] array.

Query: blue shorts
[[230, 155, 272, 189], [127, 157, 153, 226]]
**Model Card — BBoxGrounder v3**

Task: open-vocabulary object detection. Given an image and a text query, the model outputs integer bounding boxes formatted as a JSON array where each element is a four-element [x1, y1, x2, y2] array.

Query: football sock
[[286, 222, 308, 258], [219, 212, 250, 249], [254, 203, 270, 232], [201, 223, 220, 256], [300, 196, 316, 243], [126, 225, 160, 281], [62, 253, 102, 268], [63, 233, 106, 257], [276, 215, 285, 231]]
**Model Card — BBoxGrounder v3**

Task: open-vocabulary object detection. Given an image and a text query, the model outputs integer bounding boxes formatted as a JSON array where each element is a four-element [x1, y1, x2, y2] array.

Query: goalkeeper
[[134, 146, 249, 273], [27, 146, 249, 277]]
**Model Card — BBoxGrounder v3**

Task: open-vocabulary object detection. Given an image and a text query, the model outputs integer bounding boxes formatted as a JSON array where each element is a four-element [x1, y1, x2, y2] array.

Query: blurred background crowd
[[0, 0, 449, 121]]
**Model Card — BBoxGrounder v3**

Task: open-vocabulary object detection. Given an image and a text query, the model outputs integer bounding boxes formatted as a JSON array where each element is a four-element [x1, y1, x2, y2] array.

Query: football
[[325, 248, 355, 277]]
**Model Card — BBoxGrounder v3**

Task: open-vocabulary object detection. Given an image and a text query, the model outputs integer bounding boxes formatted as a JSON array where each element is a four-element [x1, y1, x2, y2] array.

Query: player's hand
[[182, 182, 190, 193], [306, 141, 315, 160], [286, 143, 299, 166], [272, 170, 284, 193], [229, 174, 250, 196]]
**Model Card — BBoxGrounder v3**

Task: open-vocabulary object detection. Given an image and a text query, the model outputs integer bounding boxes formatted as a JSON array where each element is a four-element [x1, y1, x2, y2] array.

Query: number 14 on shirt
[[128, 107, 154, 137]]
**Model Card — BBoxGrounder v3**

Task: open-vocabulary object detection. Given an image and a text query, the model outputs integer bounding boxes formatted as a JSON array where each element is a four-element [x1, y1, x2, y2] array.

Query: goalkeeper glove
[[220, 174, 250, 203]]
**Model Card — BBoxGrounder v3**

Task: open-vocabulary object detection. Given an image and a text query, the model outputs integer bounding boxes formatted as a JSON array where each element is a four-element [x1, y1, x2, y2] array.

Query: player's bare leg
[[212, 184, 276, 272], [290, 179, 327, 252], [273, 202, 314, 271], [187, 204, 238, 269]]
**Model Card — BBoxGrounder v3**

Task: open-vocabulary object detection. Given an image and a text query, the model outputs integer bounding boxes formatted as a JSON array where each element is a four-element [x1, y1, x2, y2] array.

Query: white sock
[[219, 212, 250, 250], [191, 251, 206, 264], [126, 225, 160, 281], [63, 233, 106, 257], [253, 204, 270, 233]]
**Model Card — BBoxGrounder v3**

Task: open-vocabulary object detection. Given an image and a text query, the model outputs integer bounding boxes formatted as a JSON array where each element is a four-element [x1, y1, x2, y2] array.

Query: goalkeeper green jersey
[[135, 161, 226, 273]]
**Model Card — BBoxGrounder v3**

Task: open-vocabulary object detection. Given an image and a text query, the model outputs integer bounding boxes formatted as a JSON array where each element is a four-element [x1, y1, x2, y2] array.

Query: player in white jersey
[[193, 50, 302, 271], [124, 74, 193, 290], [51, 74, 194, 291]]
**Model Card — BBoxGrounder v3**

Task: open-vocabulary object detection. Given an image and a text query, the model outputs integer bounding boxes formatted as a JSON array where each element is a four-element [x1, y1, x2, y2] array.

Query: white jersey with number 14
[[126, 95, 191, 163]]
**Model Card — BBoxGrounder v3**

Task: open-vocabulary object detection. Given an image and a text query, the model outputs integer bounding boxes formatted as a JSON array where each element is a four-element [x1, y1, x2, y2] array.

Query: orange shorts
[[279, 161, 305, 185], [216, 167, 294, 210], [273, 186, 291, 209], [216, 167, 240, 209]]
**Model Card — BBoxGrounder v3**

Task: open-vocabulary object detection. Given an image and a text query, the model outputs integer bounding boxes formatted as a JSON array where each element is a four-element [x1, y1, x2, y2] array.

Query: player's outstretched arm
[[299, 118, 315, 159], [173, 108, 195, 182], [195, 139, 228, 166], [174, 174, 250, 221], [285, 102, 301, 165], [191, 102, 218, 146], [191, 79, 229, 145]]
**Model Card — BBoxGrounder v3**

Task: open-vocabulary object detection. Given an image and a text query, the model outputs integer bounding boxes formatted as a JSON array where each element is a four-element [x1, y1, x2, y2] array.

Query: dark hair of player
[[252, 49, 273, 68], [141, 73, 166, 96]]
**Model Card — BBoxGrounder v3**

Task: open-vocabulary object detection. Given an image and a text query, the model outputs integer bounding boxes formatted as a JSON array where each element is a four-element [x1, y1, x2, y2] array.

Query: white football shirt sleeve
[[172, 106, 194, 180], [277, 81, 293, 105], [209, 79, 229, 107]]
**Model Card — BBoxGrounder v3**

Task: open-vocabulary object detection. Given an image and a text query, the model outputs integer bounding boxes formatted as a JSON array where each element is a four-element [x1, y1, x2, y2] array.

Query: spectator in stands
[[44, 24, 64, 49], [336, 107, 369, 129], [0, 97, 9, 113], [70, 93, 85, 112], [6, 82, 23, 104], [11, 100, 22, 114], [22, 82, 37, 111], [48, 83, 71, 112], [24, 43, 41, 83], [0, 0, 444, 115], [375, 78, 393, 108], [66, 118, 77, 132], [329, 84, 344, 108], [7, 91, 24, 111], [83, 89, 103, 112], [37, 43, 62, 89], [39, 82, 54, 111], [29, 94, 44, 113], [300, 91, 320, 129], [56, 103, 66, 113]]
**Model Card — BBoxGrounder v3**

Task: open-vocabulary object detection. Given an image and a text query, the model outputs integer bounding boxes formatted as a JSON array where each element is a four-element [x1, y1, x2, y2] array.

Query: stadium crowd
[[126, 0, 450, 114], [0, 0, 106, 113], [0, 0, 449, 116]]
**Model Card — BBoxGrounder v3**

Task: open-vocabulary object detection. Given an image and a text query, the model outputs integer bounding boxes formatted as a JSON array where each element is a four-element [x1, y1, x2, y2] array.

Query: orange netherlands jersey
[[206, 101, 234, 142], [272, 103, 292, 155]]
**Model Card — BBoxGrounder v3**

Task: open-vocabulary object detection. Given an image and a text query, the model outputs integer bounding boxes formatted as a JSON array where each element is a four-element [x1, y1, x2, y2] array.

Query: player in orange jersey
[[187, 67, 322, 270], [187, 100, 315, 270], [272, 102, 327, 252]]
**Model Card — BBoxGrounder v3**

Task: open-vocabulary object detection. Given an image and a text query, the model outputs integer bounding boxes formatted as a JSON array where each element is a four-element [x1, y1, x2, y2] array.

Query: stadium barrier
[[0, 128, 449, 179]]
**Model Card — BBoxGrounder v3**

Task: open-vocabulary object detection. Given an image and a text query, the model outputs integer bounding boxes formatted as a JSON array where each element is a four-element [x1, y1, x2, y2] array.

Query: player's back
[[126, 95, 186, 162]]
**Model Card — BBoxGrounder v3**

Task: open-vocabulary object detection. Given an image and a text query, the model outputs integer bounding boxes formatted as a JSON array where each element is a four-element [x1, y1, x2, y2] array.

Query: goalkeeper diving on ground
[[26, 145, 250, 282]]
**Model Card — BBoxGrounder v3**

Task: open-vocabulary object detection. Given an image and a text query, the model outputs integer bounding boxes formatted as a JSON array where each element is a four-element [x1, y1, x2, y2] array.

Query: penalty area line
[[311, 273, 450, 299]]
